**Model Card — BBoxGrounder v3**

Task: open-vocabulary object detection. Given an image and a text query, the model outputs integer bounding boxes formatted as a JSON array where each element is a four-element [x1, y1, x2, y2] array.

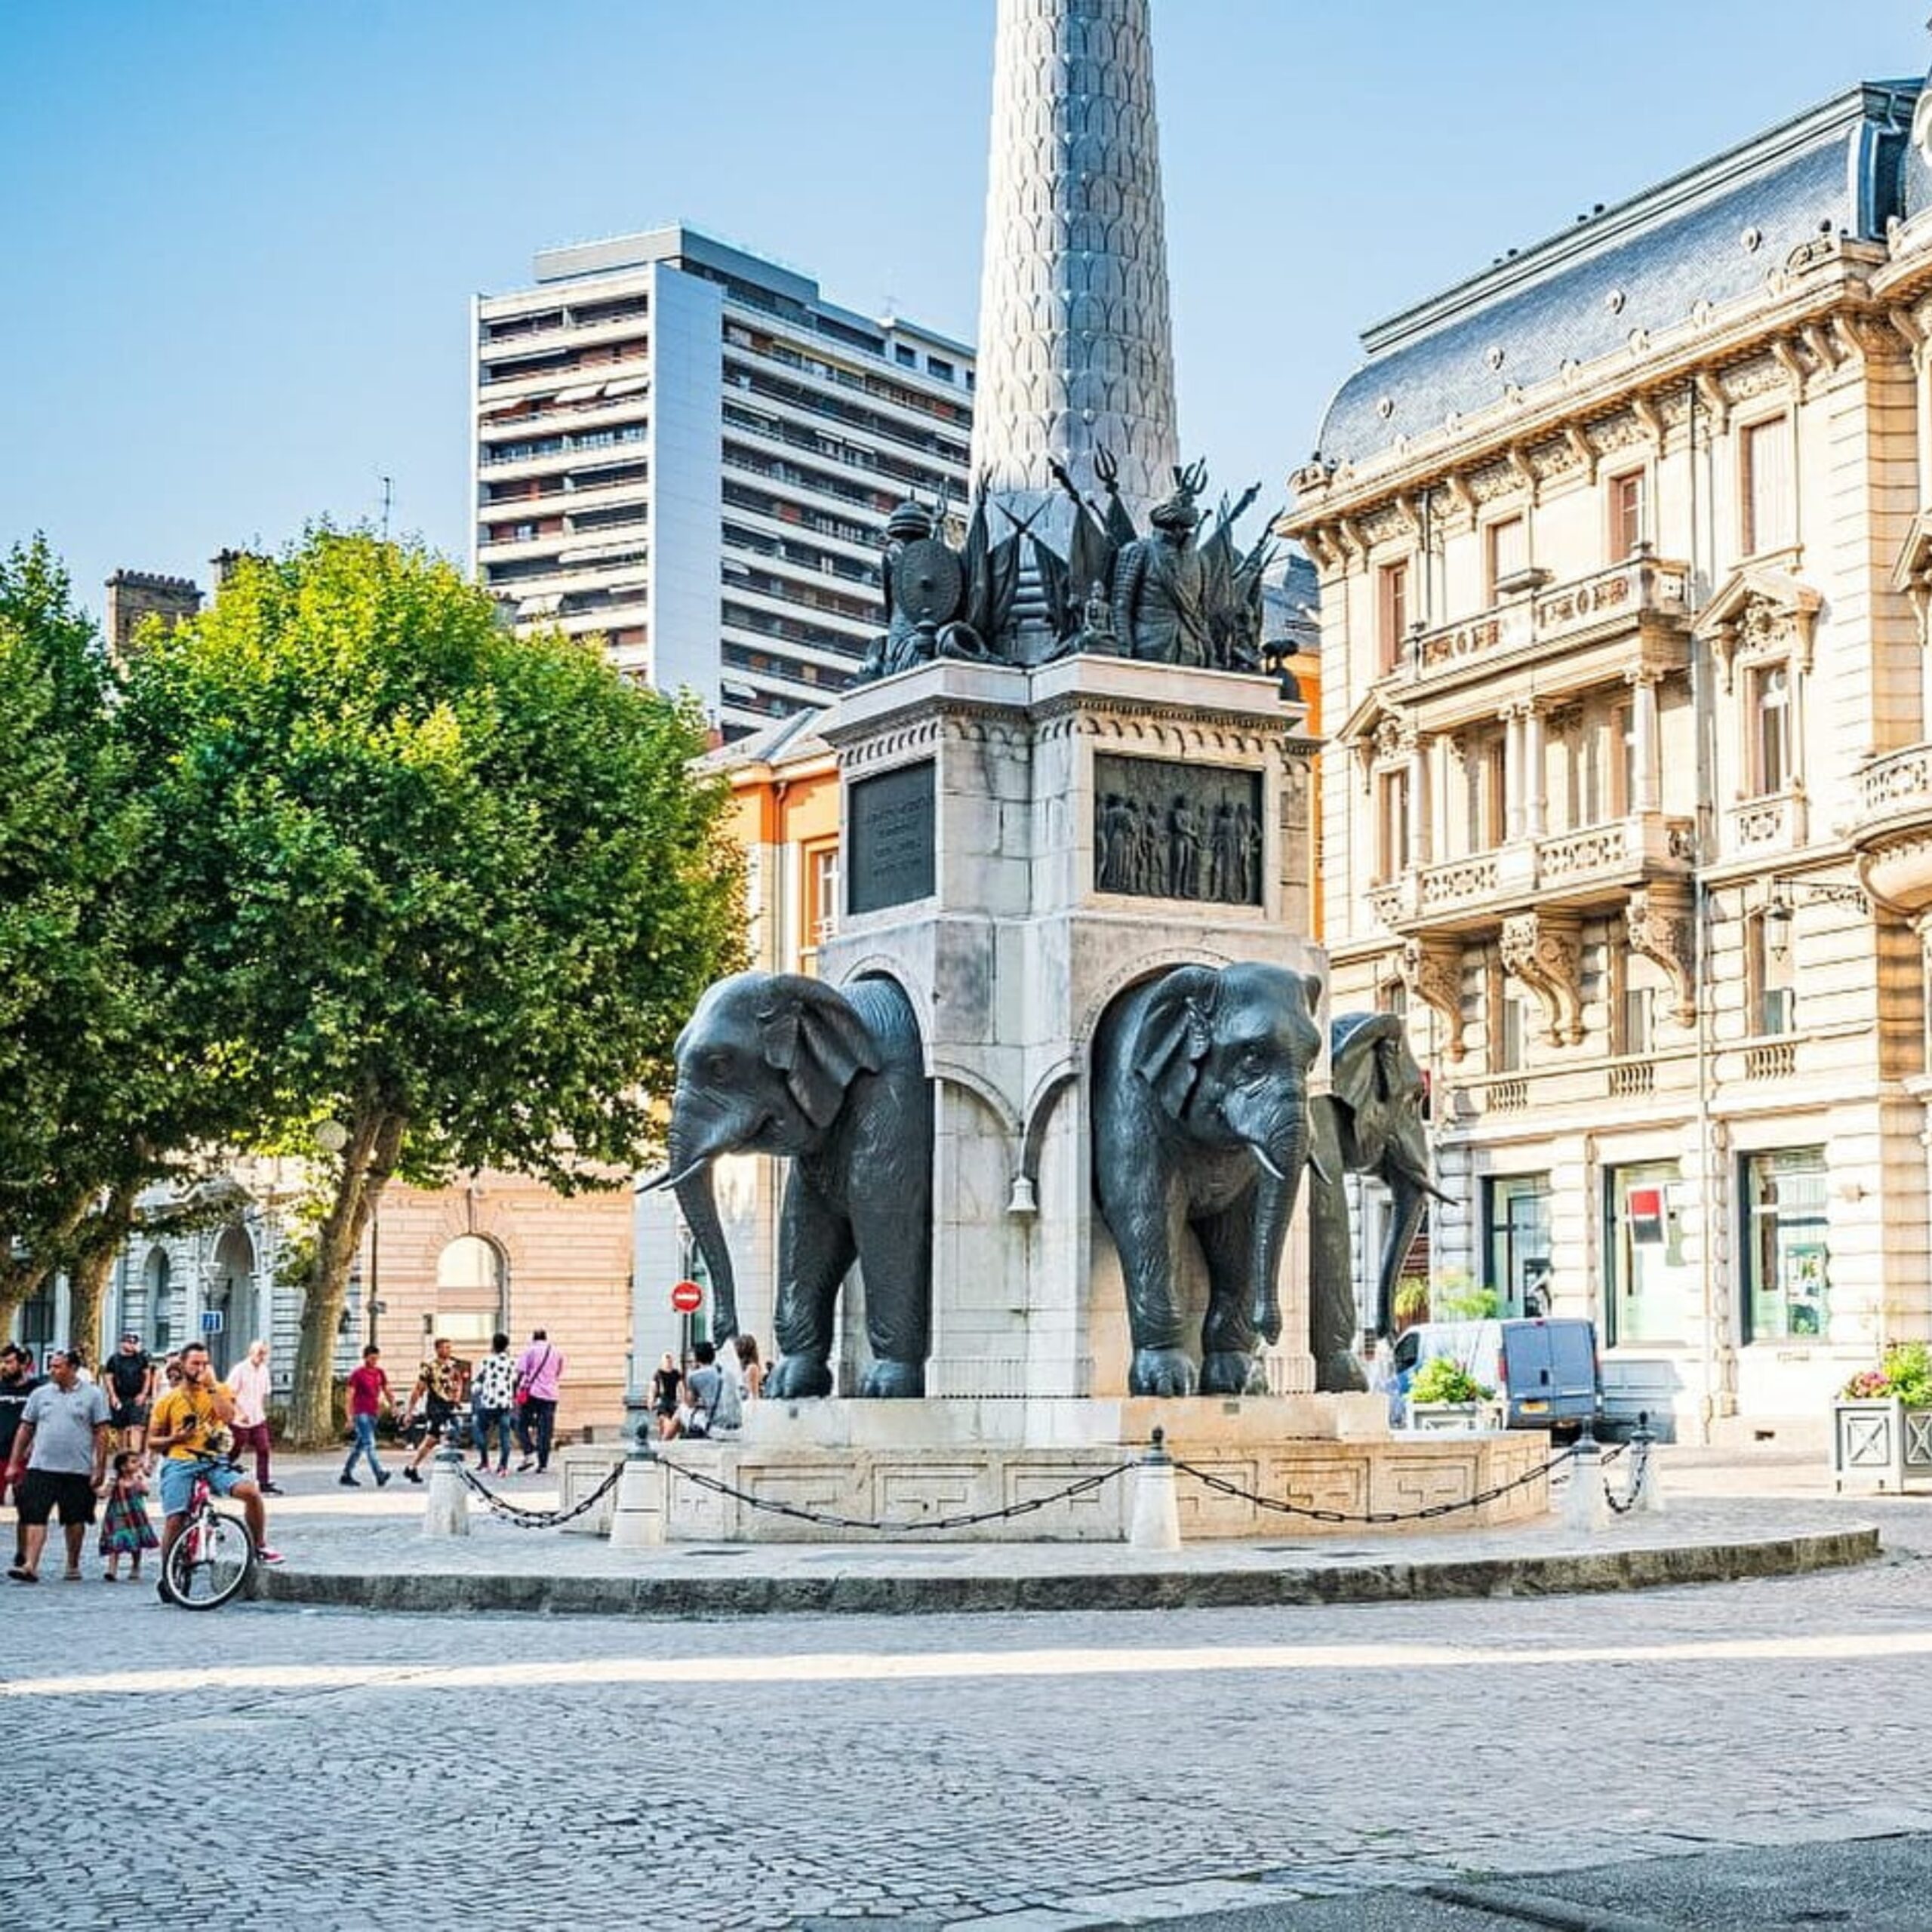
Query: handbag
[[513, 1345, 550, 1408]]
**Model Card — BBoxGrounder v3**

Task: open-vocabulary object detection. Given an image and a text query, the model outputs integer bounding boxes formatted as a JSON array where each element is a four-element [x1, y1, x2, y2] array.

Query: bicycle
[[159, 1457, 257, 1610]]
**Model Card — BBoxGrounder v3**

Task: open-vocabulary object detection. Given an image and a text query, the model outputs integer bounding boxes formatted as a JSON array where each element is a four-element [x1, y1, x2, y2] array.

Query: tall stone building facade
[[1287, 72, 1932, 1440]]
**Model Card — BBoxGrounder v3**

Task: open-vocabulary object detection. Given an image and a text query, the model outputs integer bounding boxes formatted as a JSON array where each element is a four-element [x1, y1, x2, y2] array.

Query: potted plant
[[1405, 1354, 1498, 1432], [1832, 1343, 1932, 1492], [1392, 1276, 1430, 1334]]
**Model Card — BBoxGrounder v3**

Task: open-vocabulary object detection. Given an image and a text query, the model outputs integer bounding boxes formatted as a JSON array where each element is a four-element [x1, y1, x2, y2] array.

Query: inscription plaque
[[1094, 754, 1263, 905], [848, 760, 937, 914]]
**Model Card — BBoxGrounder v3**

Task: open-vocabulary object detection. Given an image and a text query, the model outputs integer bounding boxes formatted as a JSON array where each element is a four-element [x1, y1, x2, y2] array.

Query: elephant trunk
[[1247, 1123, 1306, 1343], [666, 1121, 740, 1344], [1375, 1171, 1431, 1340]]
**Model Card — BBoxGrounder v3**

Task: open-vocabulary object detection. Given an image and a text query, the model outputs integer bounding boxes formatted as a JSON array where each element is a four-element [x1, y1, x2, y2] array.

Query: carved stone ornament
[[1626, 883, 1697, 1026], [1500, 910, 1584, 1046], [1399, 938, 1466, 1061], [1690, 567, 1822, 692]]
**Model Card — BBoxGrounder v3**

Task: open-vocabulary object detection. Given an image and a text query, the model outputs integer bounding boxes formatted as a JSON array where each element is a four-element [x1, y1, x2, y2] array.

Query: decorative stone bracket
[[1626, 883, 1697, 1026], [1500, 910, 1584, 1045], [1398, 938, 1465, 1061]]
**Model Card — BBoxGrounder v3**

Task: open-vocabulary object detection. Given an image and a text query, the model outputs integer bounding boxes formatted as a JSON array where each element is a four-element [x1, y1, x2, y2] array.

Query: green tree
[[120, 531, 744, 1440]]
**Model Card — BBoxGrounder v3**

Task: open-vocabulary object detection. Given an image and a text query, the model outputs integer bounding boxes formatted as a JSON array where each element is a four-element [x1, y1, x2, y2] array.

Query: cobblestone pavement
[[5, 1450, 1930, 1932]]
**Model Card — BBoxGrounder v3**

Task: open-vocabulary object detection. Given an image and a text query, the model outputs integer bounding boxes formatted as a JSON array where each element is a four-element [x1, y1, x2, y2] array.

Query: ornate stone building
[[1287, 69, 1932, 1440]]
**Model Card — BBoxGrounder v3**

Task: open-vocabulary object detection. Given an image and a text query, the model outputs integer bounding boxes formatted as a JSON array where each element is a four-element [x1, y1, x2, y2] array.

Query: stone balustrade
[[1411, 553, 1690, 676]]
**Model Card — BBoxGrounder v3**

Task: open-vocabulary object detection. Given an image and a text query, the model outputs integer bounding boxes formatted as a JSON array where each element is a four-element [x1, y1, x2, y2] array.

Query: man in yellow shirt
[[149, 1343, 280, 1568]]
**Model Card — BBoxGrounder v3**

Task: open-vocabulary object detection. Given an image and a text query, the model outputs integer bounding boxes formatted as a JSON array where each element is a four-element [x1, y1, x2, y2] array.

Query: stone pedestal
[[817, 653, 1321, 1400]]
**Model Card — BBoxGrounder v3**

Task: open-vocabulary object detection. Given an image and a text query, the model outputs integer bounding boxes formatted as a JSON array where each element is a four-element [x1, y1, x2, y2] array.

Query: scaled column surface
[[971, 0, 1180, 525]]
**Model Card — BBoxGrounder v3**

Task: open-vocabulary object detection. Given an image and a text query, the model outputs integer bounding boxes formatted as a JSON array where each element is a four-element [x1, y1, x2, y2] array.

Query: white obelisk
[[971, 0, 1180, 526]]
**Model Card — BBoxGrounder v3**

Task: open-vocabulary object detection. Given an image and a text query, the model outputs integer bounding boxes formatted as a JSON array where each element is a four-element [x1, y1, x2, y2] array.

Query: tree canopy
[[116, 529, 745, 1435]]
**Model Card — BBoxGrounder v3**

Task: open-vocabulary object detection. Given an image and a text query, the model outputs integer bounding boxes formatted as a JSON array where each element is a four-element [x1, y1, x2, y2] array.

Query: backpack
[[712, 1364, 743, 1432]]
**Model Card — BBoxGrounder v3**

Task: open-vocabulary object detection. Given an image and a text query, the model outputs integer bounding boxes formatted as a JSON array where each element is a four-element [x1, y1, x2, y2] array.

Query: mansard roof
[[1315, 82, 1921, 469]]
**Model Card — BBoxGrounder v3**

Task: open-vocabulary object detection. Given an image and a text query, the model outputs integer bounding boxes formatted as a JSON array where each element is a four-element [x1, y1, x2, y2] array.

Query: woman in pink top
[[228, 1340, 279, 1494], [512, 1330, 565, 1475]]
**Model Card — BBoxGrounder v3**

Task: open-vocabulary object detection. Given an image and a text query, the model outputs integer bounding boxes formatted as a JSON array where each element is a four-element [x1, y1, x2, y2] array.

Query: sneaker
[[261, 1483, 285, 1497], [375, 1469, 392, 1488], [494, 1466, 509, 1477], [257, 1546, 285, 1565], [404, 1466, 423, 1484], [516, 1459, 536, 1474], [338, 1474, 361, 1487]]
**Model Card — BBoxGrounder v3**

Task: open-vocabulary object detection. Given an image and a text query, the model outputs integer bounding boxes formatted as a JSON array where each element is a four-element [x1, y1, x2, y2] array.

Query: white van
[[1392, 1318, 1601, 1435]]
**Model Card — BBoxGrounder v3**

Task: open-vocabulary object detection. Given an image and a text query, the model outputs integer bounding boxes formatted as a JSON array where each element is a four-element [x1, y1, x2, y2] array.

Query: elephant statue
[[1091, 961, 1324, 1396], [1306, 1011, 1452, 1391], [641, 971, 933, 1398]]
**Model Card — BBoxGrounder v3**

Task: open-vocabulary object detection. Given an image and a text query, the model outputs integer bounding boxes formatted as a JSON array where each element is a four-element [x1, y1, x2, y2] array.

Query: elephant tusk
[[1306, 1145, 1334, 1186], [637, 1158, 710, 1193], [1248, 1143, 1288, 1181], [1424, 1180, 1456, 1207]]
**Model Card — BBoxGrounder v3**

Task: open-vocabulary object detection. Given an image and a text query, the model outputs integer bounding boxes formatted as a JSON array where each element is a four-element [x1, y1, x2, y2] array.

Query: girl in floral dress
[[99, 1450, 158, 1582]]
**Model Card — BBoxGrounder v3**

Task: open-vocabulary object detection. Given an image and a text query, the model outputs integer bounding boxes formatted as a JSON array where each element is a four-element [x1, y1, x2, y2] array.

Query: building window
[[894, 345, 916, 368], [801, 841, 838, 966], [927, 356, 954, 381], [1492, 976, 1529, 1073], [1749, 663, 1792, 795], [1614, 971, 1651, 1057], [1605, 1160, 1689, 1344], [1484, 1174, 1552, 1315], [1465, 728, 1507, 849], [1377, 560, 1410, 672], [146, 1246, 172, 1354], [1749, 906, 1796, 1035], [1740, 415, 1794, 557], [1485, 515, 1528, 600], [1374, 769, 1409, 882], [434, 1234, 506, 1348], [1609, 470, 1647, 558], [1741, 1148, 1828, 1341]]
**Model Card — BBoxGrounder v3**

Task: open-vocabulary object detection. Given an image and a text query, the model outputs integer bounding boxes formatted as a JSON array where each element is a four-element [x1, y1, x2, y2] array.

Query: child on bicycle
[[97, 1449, 158, 1583]]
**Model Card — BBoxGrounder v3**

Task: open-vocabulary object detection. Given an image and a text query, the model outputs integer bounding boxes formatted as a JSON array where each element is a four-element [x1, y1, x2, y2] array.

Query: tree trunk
[[286, 1105, 407, 1447], [65, 1180, 143, 1366], [0, 1186, 97, 1332]]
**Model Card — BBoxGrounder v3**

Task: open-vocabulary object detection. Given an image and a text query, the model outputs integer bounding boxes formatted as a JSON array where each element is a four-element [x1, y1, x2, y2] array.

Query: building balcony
[[1369, 810, 1696, 935], [1847, 743, 1932, 915], [1395, 552, 1692, 718]]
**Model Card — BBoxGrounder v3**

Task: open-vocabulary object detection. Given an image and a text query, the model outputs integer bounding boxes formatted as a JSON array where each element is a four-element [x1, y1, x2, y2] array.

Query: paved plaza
[[4, 1447, 1931, 1929]]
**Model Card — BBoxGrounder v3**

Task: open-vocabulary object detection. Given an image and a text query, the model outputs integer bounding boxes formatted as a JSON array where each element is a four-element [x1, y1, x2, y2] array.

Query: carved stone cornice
[[1626, 882, 1697, 1025], [1399, 938, 1466, 1062], [1500, 910, 1584, 1045]]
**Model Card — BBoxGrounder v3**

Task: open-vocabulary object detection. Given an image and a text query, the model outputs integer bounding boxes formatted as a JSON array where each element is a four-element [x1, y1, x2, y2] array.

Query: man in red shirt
[[340, 1346, 394, 1488]]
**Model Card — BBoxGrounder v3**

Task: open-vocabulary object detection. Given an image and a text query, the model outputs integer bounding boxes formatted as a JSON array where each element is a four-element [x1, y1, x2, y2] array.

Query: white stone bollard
[[1626, 1418, 1663, 1516], [1562, 1433, 1609, 1534], [608, 1448, 669, 1550], [422, 1437, 471, 1538], [1129, 1430, 1182, 1552]]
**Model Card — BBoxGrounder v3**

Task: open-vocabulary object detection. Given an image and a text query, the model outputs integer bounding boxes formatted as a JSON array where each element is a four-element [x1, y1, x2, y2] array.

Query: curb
[[253, 1524, 1879, 1619]]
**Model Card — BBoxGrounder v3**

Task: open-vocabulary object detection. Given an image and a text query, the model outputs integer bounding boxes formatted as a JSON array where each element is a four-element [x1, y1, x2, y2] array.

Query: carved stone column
[[1522, 703, 1547, 840], [1407, 731, 1432, 868], [1502, 703, 1525, 844], [1628, 668, 1660, 814], [1500, 909, 1584, 1045]]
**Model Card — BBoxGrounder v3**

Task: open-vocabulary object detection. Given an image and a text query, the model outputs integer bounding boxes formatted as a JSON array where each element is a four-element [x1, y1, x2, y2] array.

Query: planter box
[[1831, 1398, 1932, 1492]]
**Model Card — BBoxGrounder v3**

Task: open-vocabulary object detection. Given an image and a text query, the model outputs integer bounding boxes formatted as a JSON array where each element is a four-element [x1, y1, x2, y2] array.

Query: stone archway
[[205, 1224, 257, 1376], [434, 1233, 508, 1355]]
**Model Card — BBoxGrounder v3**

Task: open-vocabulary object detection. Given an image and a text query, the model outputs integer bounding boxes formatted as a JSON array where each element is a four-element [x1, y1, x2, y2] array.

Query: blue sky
[[4, 1, 1926, 618]]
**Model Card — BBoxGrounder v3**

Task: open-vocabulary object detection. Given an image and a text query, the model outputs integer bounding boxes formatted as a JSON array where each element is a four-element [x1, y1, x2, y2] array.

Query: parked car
[[1391, 1318, 1601, 1435]]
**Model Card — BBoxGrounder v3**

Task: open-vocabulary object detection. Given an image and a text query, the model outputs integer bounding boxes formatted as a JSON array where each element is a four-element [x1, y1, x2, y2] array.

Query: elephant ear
[[758, 980, 883, 1131], [1132, 966, 1221, 1120], [1330, 1011, 1409, 1165]]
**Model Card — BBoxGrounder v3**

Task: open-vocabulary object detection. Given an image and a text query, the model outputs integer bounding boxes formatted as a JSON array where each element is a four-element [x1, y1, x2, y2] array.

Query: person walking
[[101, 1332, 155, 1460], [1, 1344, 42, 1569], [340, 1346, 394, 1488], [97, 1450, 158, 1583], [228, 1339, 280, 1494], [512, 1329, 565, 1474], [470, 1332, 516, 1477], [4, 1346, 111, 1583], [403, 1337, 469, 1484], [652, 1352, 683, 1440]]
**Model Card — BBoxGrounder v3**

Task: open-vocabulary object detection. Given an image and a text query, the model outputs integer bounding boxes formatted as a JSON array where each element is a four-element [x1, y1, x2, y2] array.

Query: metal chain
[[1167, 1444, 1580, 1526], [654, 1454, 1136, 1534], [1602, 1441, 1649, 1515], [455, 1461, 623, 1530]]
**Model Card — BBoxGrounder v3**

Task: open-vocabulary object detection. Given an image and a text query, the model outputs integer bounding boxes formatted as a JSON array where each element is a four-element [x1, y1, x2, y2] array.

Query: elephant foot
[[1201, 1349, 1267, 1396], [1315, 1349, 1369, 1395], [1129, 1346, 1198, 1397], [859, 1359, 925, 1399], [765, 1357, 834, 1400]]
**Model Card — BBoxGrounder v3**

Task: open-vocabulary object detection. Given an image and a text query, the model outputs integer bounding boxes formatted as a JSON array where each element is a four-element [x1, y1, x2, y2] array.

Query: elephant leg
[[1306, 1102, 1365, 1392], [766, 1174, 857, 1401], [1108, 1179, 1196, 1397], [1195, 1196, 1267, 1395], [851, 1190, 931, 1399]]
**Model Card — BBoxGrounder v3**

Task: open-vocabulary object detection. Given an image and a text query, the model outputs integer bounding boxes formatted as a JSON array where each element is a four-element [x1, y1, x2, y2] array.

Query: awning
[[552, 382, 604, 404], [601, 375, 651, 398]]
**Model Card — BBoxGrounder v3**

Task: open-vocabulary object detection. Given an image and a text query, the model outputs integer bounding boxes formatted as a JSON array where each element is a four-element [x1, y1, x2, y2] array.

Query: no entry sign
[[670, 1279, 703, 1314]]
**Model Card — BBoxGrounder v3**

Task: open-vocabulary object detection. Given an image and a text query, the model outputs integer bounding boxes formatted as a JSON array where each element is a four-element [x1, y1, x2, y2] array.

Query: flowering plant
[[1840, 1343, 1932, 1407], [1410, 1357, 1494, 1405]]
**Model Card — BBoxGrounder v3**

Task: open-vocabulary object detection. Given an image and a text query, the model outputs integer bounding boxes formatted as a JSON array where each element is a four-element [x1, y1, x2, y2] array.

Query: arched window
[[144, 1247, 172, 1354], [435, 1235, 506, 1349]]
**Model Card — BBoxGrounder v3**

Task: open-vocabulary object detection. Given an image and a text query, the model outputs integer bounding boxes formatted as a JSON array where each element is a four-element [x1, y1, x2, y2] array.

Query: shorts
[[424, 1397, 457, 1430], [158, 1457, 249, 1517], [109, 1402, 150, 1429], [16, 1469, 97, 1527]]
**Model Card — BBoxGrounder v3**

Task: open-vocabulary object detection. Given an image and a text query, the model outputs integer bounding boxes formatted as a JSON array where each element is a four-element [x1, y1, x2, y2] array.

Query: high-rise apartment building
[[472, 225, 974, 737]]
